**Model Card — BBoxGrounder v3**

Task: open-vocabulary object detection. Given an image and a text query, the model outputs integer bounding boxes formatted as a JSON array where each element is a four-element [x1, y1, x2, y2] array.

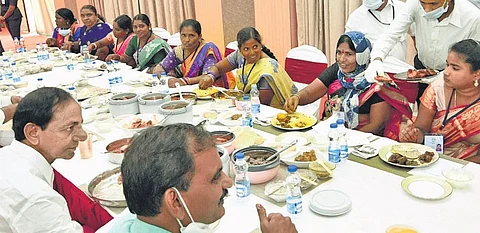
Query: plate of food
[[217, 110, 243, 126], [281, 146, 323, 168], [394, 69, 438, 81], [76, 86, 110, 101], [117, 113, 163, 136], [379, 143, 439, 168], [271, 112, 317, 130], [87, 167, 126, 207], [192, 87, 218, 99]]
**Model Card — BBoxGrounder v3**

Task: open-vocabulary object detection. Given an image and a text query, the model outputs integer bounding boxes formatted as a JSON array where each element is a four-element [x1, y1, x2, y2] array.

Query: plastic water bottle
[[286, 165, 303, 215], [328, 123, 341, 164], [3, 59, 13, 84], [106, 62, 117, 91], [36, 43, 42, 61], [82, 45, 91, 64], [41, 43, 50, 61], [68, 86, 77, 100], [11, 62, 21, 83], [113, 60, 123, 84], [234, 152, 251, 198], [151, 73, 160, 93], [19, 37, 26, 53], [13, 37, 20, 53], [336, 119, 349, 164], [250, 83, 260, 116], [159, 71, 169, 94], [66, 51, 74, 71], [37, 77, 45, 89], [241, 95, 253, 127]]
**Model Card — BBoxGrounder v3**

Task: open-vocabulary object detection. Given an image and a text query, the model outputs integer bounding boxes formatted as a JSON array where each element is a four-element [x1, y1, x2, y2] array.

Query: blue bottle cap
[[152, 74, 158, 78], [243, 95, 249, 101], [235, 152, 245, 160], [336, 119, 344, 125], [330, 123, 337, 128], [37, 78, 43, 81], [287, 165, 298, 172], [68, 86, 75, 90], [161, 71, 166, 76]]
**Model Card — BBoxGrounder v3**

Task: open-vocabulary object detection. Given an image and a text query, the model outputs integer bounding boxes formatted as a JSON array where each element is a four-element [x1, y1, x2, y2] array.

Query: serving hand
[[257, 204, 298, 233]]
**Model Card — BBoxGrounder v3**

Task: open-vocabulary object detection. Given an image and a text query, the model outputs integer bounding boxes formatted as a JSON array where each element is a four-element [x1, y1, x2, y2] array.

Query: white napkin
[[408, 158, 464, 178]]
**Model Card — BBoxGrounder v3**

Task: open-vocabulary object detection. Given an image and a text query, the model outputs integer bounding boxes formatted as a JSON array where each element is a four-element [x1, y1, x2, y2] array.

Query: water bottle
[[106, 62, 117, 91], [159, 71, 169, 94], [250, 83, 260, 116], [19, 37, 26, 53], [36, 43, 42, 61], [241, 95, 253, 127], [336, 119, 349, 164], [68, 86, 77, 100], [328, 123, 341, 164], [13, 37, 20, 53], [41, 43, 50, 61], [82, 45, 91, 64], [66, 51, 74, 71], [234, 152, 251, 198], [37, 77, 45, 89], [151, 73, 160, 93], [286, 165, 303, 215], [113, 60, 123, 84], [11, 62, 21, 83], [3, 59, 13, 84]]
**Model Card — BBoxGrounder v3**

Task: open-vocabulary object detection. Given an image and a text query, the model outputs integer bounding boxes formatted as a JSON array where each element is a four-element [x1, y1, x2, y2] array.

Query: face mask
[[363, 0, 384, 10], [422, 0, 449, 19], [58, 28, 70, 37], [173, 187, 213, 233]]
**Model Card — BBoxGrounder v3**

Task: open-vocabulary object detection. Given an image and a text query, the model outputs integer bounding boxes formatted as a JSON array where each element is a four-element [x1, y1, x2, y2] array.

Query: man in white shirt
[[0, 95, 21, 124], [365, 0, 480, 100], [0, 87, 87, 232], [346, 0, 410, 62]]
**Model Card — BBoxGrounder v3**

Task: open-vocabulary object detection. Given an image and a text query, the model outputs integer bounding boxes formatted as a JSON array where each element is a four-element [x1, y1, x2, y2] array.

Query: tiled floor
[[0, 28, 48, 52]]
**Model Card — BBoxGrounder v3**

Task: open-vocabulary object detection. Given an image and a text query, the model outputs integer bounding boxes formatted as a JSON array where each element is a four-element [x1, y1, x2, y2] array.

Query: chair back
[[224, 41, 238, 58], [168, 32, 181, 48], [152, 27, 171, 42], [285, 45, 328, 84]]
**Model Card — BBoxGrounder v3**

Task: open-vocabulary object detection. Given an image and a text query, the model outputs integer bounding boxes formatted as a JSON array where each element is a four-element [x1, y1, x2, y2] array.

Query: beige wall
[[194, 0, 225, 53]]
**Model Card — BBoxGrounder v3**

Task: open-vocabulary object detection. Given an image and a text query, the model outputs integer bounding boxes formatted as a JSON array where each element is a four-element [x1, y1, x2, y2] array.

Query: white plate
[[275, 132, 313, 146], [309, 189, 352, 216], [217, 111, 243, 126], [401, 175, 452, 200], [281, 146, 324, 168], [81, 71, 104, 79]]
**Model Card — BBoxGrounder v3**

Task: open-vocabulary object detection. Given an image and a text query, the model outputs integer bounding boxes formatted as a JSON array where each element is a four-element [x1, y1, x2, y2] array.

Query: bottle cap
[[336, 119, 344, 125], [287, 165, 298, 172], [37, 78, 43, 81], [68, 86, 75, 90], [152, 74, 158, 78], [161, 71, 166, 76], [235, 152, 245, 160], [330, 123, 338, 128], [252, 83, 257, 88], [243, 95, 249, 101]]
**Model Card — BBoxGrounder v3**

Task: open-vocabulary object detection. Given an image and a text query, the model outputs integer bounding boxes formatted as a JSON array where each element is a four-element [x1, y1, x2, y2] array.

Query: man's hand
[[10, 96, 22, 104], [365, 59, 384, 83], [1, 104, 18, 123], [256, 204, 298, 233], [0, 16, 5, 22]]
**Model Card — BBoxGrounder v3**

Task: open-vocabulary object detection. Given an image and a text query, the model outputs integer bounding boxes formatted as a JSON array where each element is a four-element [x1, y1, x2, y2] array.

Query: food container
[[169, 92, 197, 104], [442, 168, 474, 188], [87, 167, 126, 207], [217, 146, 230, 176], [309, 161, 336, 179], [105, 137, 132, 164], [231, 146, 280, 184], [138, 93, 171, 114], [158, 100, 193, 125], [108, 93, 139, 117], [210, 130, 236, 154], [212, 89, 244, 106], [117, 113, 162, 137]]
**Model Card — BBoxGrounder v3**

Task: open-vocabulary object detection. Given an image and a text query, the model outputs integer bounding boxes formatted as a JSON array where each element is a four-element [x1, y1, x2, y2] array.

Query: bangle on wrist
[[91, 43, 97, 50], [206, 73, 215, 81], [292, 93, 301, 101]]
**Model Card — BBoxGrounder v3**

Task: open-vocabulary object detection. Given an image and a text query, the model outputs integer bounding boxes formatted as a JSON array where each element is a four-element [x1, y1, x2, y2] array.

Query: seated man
[[111, 123, 297, 233], [0, 87, 112, 232]]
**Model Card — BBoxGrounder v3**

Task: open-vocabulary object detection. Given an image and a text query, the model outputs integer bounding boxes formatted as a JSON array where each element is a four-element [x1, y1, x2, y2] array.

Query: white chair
[[167, 32, 181, 48], [224, 41, 238, 57], [152, 27, 171, 42]]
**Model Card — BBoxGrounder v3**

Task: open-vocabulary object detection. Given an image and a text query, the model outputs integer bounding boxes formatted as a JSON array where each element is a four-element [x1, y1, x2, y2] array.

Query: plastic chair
[[152, 27, 171, 42], [224, 41, 238, 57], [167, 32, 181, 48], [285, 45, 328, 84]]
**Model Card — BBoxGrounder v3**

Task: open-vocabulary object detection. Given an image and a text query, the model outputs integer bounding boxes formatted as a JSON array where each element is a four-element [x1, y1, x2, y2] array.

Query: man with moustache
[[0, 87, 111, 232], [110, 124, 297, 233]]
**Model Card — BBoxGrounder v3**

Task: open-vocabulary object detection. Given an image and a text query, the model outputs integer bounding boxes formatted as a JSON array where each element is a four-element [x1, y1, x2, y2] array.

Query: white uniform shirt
[[0, 96, 12, 124], [346, 0, 409, 61], [371, 0, 480, 70], [0, 140, 83, 233]]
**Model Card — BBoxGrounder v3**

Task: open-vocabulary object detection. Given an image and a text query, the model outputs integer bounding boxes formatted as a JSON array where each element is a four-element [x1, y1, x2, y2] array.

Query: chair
[[167, 32, 181, 49], [224, 41, 238, 57], [152, 27, 171, 42]]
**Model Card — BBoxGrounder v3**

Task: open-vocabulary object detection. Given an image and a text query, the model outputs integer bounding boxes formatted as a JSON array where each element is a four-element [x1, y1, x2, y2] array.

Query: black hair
[[81, 5, 105, 22], [180, 19, 201, 35], [121, 123, 216, 217], [55, 8, 76, 26], [13, 87, 74, 141], [133, 14, 151, 27], [237, 27, 277, 61], [449, 39, 480, 72], [114, 15, 133, 33], [336, 34, 356, 52]]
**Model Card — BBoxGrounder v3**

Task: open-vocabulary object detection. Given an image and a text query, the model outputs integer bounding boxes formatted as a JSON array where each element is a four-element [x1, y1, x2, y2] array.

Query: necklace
[[441, 89, 480, 129], [137, 31, 152, 53], [368, 1, 395, 26], [116, 32, 132, 52], [182, 42, 201, 70], [241, 58, 257, 92]]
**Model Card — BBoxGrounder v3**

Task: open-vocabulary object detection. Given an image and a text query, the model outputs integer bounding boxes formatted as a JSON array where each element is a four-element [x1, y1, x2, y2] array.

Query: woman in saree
[[106, 14, 170, 73], [401, 39, 480, 163], [199, 27, 297, 109], [87, 14, 134, 58], [153, 19, 232, 88], [284, 31, 414, 139], [45, 8, 81, 48]]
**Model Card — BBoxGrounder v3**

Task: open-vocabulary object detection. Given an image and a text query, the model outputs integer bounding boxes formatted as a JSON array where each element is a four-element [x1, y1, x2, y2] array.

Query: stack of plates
[[309, 189, 352, 216]]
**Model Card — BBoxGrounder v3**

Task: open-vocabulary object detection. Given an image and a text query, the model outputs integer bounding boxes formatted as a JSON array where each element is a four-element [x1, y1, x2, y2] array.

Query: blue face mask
[[422, 0, 449, 19], [363, 0, 385, 10]]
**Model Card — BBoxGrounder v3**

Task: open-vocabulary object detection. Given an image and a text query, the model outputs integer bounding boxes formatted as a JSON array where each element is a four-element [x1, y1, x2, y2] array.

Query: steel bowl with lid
[[138, 93, 171, 114], [158, 100, 193, 125], [231, 146, 280, 184], [108, 93, 139, 117]]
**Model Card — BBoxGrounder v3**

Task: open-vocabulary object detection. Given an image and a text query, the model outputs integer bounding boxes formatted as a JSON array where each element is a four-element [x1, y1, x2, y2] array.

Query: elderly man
[[110, 124, 297, 233], [346, 0, 410, 62], [365, 0, 480, 101], [0, 87, 111, 233]]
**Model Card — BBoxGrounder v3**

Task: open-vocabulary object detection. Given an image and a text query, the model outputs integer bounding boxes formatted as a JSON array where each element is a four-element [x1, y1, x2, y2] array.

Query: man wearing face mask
[[110, 124, 298, 233], [365, 0, 480, 102], [346, 0, 410, 62]]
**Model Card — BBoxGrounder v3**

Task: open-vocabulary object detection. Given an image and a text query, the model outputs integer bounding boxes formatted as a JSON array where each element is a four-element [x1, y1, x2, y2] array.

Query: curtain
[[296, 0, 361, 64], [29, 0, 56, 36]]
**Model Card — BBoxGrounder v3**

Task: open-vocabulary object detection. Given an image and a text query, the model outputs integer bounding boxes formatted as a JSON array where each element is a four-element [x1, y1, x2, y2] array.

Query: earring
[[475, 79, 479, 87]]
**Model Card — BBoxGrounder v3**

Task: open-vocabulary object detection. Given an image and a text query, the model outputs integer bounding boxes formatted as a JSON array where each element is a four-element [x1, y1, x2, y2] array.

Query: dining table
[[0, 54, 478, 233]]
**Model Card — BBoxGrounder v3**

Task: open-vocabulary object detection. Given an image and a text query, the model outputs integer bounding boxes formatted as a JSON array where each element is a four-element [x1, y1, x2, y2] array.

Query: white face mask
[[363, 0, 384, 10], [173, 187, 213, 233], [422, 0, 449, 19], [58, 28, 70, 37]]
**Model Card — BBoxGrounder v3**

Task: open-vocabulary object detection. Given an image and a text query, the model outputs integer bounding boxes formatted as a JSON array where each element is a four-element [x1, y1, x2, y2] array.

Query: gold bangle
[[292, 93, 301, 101]]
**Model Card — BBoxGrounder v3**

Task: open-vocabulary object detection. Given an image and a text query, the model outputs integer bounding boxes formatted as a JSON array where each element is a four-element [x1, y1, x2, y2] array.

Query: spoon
[[216, 88, 233, 98], [316, 159, 333, 175], [175, 82, 185, 101], [265, 139, 298, 163], [297, 173, 318, 186]]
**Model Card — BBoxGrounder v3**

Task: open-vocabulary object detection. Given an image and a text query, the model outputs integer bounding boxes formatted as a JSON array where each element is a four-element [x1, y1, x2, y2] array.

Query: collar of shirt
[[130, 218, 171, 233], [441, 2, 462, 28], [8, 140, 54, 187]]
